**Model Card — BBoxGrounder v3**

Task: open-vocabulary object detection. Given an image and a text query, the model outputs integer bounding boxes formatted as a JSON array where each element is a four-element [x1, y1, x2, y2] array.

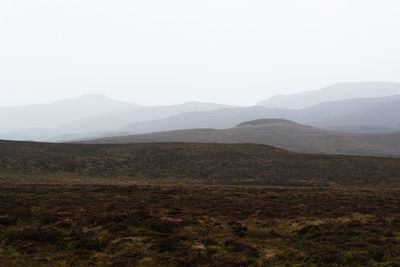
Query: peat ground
[[1, 141, 400, 188], [1, 185, 399, 266]]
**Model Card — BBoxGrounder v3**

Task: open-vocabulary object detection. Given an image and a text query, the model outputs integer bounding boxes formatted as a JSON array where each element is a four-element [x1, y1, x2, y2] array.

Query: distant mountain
[[258, 82, 400, 109], [86, 119, 400, 157], [289, 95, 400, 132], [0, 101, 230, 141], [0, 94, 139, 133], [54, 101, 231, 134], [3, 82, 400, 142], [304, 97, 400, 131]]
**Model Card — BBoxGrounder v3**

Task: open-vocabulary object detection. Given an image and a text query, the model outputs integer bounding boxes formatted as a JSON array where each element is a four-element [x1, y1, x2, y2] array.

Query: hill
[[6, 95, 400, 142], [118, 95, 400, 137], [53, 101, 230, 136], [0, 101, 230, 141], [1, 140, 400, 187], [0, 94, 138, 134], [85, 119, 400, 157], [304, 97, 400, 131], [121, 106, 287, 134], [257, 81, 400, 109]]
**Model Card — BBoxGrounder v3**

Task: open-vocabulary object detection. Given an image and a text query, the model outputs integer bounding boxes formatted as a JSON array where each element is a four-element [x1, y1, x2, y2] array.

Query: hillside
[[117, 95, 400, 137], [121, 106, 288, 134], [0, 101, 230, 141], [3, 83, 400, 142], [1, 140, 400, 187], [87, 119, 400, 157], [0, 95, 138, 134], [54, 101, 230, 135], [258, 82, 400, 109]]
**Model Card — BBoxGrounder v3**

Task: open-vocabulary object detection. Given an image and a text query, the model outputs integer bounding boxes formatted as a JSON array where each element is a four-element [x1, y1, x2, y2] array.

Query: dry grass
[[1, 185, 399, 266], [1, 141, 400, 187]]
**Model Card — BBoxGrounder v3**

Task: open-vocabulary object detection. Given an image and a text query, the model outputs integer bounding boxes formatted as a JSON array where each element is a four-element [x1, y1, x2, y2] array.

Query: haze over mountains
[[0, 98, 230, 141], [120, 94, 400, 135], [1, 81, 400, 143], [0, 94, 138, 133], [258, 82, 400, 109]]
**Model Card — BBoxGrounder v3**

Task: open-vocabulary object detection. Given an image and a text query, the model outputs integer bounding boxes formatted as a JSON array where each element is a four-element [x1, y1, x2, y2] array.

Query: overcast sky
[[1, 0, 399, 107]]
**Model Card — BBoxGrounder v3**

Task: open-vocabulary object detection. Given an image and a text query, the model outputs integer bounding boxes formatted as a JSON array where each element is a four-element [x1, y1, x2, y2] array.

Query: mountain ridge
[[258, 82, 400, 109]]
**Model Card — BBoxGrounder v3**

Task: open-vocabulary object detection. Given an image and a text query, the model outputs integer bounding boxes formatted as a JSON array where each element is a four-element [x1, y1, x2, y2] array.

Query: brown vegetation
[[84, 119, 400, 157], [1, 185, 399, 266], [1, 140, 400, 187]]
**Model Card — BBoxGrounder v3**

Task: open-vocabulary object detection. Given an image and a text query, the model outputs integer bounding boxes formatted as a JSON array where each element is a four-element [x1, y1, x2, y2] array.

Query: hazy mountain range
[[0, 94, 138, 133], [0, 99, 230, 141], [258, 81, 400, 109], [119, 95, 400, 135], [1, 81, 400, 142]]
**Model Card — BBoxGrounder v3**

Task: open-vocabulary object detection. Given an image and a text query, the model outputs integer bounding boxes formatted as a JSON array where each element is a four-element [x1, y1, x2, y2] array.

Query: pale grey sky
[[1, 0, 399, 107]]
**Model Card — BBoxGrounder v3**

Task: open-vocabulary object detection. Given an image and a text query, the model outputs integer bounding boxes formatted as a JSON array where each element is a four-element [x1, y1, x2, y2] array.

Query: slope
[[0, 94, 138, 133], [0, 101, 231, 141], [119, 95, 400, 136], [86, 119, 400, 157], [1, 140, 400, 187]]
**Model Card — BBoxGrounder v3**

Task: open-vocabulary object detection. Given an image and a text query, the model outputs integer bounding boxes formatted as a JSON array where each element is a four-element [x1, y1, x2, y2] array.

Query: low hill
[[121, 106, 287, 134], [85, 119, 400, 157], [1, 140, 400, 187]]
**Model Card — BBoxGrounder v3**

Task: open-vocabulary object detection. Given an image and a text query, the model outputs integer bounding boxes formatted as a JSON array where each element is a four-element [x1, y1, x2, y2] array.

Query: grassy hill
[[1, 140, 400, 187], [84, 119, 400, 157]]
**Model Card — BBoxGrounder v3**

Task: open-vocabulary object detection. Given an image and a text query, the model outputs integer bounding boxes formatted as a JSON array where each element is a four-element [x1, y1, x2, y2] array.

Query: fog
[[1, 0, 400, 107]]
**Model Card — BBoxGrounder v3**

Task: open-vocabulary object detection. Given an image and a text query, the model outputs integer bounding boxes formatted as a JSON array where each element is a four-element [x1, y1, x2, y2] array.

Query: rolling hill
[[86, 119, 400, 157], [2, 82, 400, 142], [1, 140, 400, 187], [121, 106, 286, 134], [258, 81, 400, 109], [119, 95, 400, 136], [0, 101, 231, 141], [53, 101, 231, 135], [0, 94, 139, 133]]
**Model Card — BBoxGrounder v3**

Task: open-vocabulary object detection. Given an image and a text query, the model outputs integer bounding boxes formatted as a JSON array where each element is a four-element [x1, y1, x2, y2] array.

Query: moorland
[[1, 140, 400, 266], [1, 140, 400, 187], [1, 185, 400, 266]]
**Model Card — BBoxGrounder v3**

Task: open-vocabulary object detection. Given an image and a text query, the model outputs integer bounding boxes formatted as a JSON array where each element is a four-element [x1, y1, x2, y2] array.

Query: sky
[[0, 0, 399, 107]]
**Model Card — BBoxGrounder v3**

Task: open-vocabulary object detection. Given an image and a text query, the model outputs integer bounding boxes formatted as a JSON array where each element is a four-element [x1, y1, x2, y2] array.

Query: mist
[[1, 0, 400, 107]]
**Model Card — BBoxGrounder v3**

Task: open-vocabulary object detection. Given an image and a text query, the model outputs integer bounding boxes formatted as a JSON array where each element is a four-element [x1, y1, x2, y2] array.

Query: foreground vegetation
[[1, 185, 399, 266], [1, 141, 400, 187]]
